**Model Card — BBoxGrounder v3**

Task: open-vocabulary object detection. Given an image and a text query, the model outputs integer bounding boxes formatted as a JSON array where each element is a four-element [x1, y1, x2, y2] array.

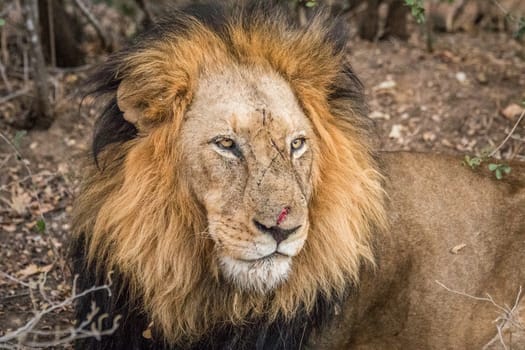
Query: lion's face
[[180, 67, 316, 292]]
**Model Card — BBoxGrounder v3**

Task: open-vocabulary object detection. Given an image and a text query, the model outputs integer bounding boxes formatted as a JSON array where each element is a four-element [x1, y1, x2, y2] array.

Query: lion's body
[[313, 152, 525, 349], [71, 2, 525, 349]]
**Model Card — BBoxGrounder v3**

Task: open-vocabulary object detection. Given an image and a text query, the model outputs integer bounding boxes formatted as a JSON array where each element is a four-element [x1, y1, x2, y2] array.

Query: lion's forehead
[[187, 66, 310, 137]]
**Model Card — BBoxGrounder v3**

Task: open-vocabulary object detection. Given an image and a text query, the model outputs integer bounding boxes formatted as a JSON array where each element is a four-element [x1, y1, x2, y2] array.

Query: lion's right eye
[[216, 138, 235, 150]]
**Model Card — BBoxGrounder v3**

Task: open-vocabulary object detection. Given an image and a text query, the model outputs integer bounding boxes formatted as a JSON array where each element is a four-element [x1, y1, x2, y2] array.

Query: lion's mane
[[72, 2, 387, 349]]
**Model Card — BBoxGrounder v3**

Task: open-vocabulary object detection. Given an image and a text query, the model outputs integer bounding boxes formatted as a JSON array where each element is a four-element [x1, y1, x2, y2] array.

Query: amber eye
[[291, 138, 305, 152], [216, 138, 235, 150]]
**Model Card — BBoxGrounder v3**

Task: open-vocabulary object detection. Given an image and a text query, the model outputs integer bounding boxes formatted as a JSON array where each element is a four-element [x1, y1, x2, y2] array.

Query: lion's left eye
[[291, 138, 306, 152]]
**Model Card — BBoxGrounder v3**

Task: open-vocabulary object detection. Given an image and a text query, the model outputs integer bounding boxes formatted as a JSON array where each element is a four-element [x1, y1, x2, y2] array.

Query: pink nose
[[276, 207, 290, 225]]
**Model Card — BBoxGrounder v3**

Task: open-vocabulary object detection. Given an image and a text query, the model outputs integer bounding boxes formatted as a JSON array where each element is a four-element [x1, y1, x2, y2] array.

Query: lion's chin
[[219, 254, 291, 293]]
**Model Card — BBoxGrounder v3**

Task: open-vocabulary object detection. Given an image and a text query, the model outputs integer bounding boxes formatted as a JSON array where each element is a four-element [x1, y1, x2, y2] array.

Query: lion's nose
[[253, 220, 301, 244]]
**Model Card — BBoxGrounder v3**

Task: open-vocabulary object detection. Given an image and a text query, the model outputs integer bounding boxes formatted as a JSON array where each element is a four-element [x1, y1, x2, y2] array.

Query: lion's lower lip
[[237, 252, 289, 263]]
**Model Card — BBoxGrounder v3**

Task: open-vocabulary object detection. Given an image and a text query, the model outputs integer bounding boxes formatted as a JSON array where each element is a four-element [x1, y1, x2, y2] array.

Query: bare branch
[[0, 87, 30, 104], [436, 281, 523, 350], [489, 109, 525, 158], [0, 273, 120, 348]]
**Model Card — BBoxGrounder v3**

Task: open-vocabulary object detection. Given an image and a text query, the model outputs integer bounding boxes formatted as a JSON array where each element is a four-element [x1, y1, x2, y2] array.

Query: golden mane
[[73, 3, 387, 344]]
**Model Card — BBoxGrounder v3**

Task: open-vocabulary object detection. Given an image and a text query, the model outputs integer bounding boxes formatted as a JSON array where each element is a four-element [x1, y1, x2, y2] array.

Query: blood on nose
[[276, 207, 290, 225]]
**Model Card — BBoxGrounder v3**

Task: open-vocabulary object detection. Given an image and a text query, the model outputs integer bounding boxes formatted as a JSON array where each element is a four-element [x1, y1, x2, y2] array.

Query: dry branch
[[436, 280, 523, 350], [0, 273, 121, 349]]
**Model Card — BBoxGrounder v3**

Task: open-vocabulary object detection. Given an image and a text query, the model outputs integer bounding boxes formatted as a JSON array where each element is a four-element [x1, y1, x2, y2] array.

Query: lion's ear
[[117, 81, 143, 126]]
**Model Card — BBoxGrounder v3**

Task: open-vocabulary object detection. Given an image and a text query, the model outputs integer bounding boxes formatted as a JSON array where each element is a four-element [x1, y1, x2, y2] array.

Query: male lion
[[71, 2, 525, 349]]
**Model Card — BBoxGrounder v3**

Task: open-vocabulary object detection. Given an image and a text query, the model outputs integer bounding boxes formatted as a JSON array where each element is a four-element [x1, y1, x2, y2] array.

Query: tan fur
[[73, 15, 386, 343]]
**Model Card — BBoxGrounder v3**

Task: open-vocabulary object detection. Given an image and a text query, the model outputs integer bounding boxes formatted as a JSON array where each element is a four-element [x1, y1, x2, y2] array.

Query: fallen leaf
[[389, 124, 404, 139], [373, 80, 397, 91], [450, 243, 467, 254], [2, 224, 17, 233], [18, 263, 53, 278], [18, 264, 39, 278], [500, 103, 524, 121]]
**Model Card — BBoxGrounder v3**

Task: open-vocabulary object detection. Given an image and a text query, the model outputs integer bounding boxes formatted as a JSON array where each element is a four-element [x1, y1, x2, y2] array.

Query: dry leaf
[[389, 124, 404, 139], [501, 104, 524, 121], [369, 111, 391, 120], [18, 263, 53, 278], [450, 243, 467, 254], [2, 224, 17, 233], [4, 186, 32, 216], [373, 80, 397, 91]]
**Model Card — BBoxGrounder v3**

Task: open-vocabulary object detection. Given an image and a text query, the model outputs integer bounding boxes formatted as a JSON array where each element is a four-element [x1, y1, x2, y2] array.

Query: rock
[[455, 71, 467, 84]]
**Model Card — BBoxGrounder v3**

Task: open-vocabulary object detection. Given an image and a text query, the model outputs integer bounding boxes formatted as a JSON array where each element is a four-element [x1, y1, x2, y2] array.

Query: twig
[[0, 87, 30, 104], [489, 110, 525, 158], [0, 154, 12, 169], [0, 59, 12, 92], [0, 292, 31, 301], [436, 280, 523, 350], [135, 0, 155, 26], [72, 0, 111, 50], [436, 280, 508, 313], [0, 131, 46, 228], [0, 271, 31, 288], [491, 0, 517, 22], [0, 274, 120, 348]]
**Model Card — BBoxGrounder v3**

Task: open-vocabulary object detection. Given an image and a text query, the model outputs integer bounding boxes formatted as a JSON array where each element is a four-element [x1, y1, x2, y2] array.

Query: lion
[[71, 2, 525, 349]]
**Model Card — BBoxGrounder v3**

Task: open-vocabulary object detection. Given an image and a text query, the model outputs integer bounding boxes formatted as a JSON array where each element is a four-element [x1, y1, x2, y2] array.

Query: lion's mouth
[[236, 251, 289, 263]]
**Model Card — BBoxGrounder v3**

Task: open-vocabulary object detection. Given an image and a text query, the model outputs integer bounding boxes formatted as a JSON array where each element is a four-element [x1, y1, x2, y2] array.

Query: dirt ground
[[1, 12, 524, 348]]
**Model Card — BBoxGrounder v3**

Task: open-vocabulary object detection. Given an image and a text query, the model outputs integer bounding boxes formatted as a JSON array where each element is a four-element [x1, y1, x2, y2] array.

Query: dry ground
[[1, 18, 524, 348]]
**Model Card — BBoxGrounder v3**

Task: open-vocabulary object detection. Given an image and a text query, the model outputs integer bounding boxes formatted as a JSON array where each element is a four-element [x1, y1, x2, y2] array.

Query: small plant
[[463, 154, 512, 180], [303, 1, 317, 8], [516, 16, 525, 39], [36, 219, 46, 233], [488, 163, 512, 180], [463, 155, 513, 180], [463, 155, 483, 169], [13, 130, 27, 149], [404, 0, 425, 24]]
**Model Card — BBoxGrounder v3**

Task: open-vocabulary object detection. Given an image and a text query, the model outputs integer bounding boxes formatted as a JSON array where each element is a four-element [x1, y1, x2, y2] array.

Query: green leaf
[[495, 169, 503, 180], [503, 166, 512, 174], [514, 17, 525, 39], [304, 1, 317, 7], [13, 130, 27, 149], [36, 219, 46, 233], [0, 19, 5, 26], [405, 0, 425, 23], [488, 163, 499, 171]]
